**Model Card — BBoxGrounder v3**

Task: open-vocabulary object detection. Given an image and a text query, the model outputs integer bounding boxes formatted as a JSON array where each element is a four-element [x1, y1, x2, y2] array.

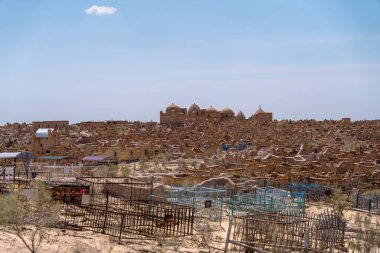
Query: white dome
[[165, 103, 180, 113], [254, 105, 265, 116], [206, 106, 217, 112], [221, 107, 234, 114]]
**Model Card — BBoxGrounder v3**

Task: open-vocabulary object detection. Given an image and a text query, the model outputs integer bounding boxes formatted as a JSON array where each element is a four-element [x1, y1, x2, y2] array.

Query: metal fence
[[287, 182, 332, 202], [63, 199, 194, 240], [61, 177, 195, 240], [30, 164, 86, 179], [152, 186, 226, 223], [229, 186, 306, 217], [76, 177, 153, 206], [225, 210, 346, 253], [353, 193, 380, 215]]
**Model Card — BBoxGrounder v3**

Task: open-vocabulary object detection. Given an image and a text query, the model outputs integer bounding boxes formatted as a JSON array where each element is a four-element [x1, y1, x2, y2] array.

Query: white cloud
[[85, 5, 117, 16]]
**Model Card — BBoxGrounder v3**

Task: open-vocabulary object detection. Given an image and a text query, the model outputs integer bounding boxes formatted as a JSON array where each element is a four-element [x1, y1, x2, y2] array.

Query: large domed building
[[188, 103, 201, 115], [236, 110, 246, 119], [253, 106, 264, 116], [250, 105, 273, 123], [220, 107, 235, 118], [159, 103, 188, 126], [165, 103, 181, 113], [160, 103, 272, 126], [206, 106, 219, 118]]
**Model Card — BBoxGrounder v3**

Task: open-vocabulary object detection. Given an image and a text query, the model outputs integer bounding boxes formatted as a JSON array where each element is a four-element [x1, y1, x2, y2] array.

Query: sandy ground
[[0, 217, 229, 253], [0, 228, 210, 253], [0, 206, 378, 253]]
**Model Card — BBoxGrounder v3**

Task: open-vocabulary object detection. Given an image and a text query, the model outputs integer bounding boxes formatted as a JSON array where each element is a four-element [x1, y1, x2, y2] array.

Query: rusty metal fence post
[[119, 213, 125, 241], [102, 190, 109, 234]]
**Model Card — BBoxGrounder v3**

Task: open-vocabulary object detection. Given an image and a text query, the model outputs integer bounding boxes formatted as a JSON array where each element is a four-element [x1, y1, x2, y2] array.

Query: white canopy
[[0, 151, 34, 159], [35, 128, 54, 138]]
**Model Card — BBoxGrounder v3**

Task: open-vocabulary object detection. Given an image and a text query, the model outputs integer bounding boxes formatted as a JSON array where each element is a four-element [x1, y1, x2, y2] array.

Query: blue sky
[[0, 0, 379, 124]]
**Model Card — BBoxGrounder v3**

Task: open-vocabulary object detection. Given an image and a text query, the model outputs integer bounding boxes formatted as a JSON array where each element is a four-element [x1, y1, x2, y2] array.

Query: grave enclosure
[[151, 186, 226, 223], [60, 177, 195, 240], [225, 210, 347, 253]]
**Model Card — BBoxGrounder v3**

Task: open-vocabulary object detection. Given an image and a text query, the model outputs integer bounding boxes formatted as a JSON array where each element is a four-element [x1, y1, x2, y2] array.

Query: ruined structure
[[32, 127, 61, 155], [32, 120, 69, 134]]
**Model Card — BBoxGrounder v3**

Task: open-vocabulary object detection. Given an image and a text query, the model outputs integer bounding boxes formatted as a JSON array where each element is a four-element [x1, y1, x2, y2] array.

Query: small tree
[[105, 163, 119, 177], [119, 163, 131, 177], [330, 187, 351, 218], [0, 182, 59, 253], [348, 214, 380, 253], [194, 220, 214, 252]]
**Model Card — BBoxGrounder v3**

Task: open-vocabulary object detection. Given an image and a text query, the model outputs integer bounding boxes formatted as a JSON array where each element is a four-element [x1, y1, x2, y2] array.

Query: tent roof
[[38, 156, 69, 160]]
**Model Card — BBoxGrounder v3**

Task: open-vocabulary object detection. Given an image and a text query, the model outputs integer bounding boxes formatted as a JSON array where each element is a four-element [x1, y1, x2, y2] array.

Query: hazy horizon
[[1, 0, 379, 125]]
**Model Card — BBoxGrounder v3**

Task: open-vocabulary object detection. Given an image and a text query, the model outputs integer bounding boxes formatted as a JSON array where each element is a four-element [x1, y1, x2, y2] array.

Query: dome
[[254, 105, 265, 116], [166, 103, 179, 110], [221, 107, 234, 114], [188, 103, 201, 114], [206, 106, 217, 112], [236, 110, 246, 119], [166, 103, 180, 113]]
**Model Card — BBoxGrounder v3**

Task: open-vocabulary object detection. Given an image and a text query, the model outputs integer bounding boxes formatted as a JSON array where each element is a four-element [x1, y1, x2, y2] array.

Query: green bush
[[0, 183, 59, 253]]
